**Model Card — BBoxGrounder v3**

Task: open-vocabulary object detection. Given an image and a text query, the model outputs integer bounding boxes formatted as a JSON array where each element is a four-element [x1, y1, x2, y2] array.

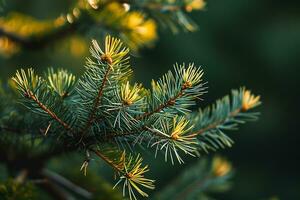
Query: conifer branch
[[12, 68, 74, 134], [84, 66, 112, 132], [26, 90, 72, 131], [188, 108, 241, 138], [91, 149, 123, 173], [154, 156, 232, 200], [187, 88, 261, 151], [136, 84, 188, 120], [80, 36, 129, 139], [0, 0, 205, 55], [91, 147, 154, 200], [5, 35, 261, 200]]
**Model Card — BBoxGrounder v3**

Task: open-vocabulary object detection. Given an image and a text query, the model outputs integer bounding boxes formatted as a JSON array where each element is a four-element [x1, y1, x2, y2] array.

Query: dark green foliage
[[0, 35, 261, 200], [154, 156, 232, 200], [189, 88, 261, 153]]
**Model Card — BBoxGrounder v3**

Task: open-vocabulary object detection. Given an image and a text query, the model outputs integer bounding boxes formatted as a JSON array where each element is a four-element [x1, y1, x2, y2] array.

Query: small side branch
[[136, 85, 188, 120], [101, 125, 169, 143], [83, 67, 112, 132], [91, 149, 123, 173], [188, 108, 241, 138], [27, 90, 72, 131]]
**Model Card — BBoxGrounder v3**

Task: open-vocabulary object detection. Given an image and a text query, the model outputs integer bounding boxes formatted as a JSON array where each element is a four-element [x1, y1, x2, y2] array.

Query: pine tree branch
[[102, 130, 138, 141], [0, 0, 144, 51], [102, 125, 170, 142], [83, 66, 112, 133], [136, 84, 188, 120], [6, 34, 260, 200], [187, 108, 241, 138], [0, 0, 201, 52], [26, 90, 72, 131], [91, 148, 123, 173]]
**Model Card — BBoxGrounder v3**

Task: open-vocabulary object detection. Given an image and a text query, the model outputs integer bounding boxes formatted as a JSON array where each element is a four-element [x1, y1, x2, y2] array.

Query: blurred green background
[[1, 0, 299, 199]]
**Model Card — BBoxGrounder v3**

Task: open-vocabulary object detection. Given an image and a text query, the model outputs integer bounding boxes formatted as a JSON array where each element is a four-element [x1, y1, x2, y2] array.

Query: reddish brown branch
[[27, 91, 72, 131], [83, 67, 112, 133], [91, 149, 123, 173], [187, 108, 241, 138], [136, 85, 188, 120]]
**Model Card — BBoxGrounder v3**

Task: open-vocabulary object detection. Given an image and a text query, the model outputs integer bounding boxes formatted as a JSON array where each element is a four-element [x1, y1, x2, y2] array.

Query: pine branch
[[188, 88, 261, 151], [187, 108, 241, 138], [84, 65, 112, 132], [91, 147, 154, 200], [0, 0, 205, 53], [79, 36, 130, 139], [26, 90, 72, 131], [136, 63, 206, 121], [12, 68, 75, 135], [136, 84, 188, 120], [7, 35, 261, 200], [91, 149, 123, 173], [154, 156, 232, 200]]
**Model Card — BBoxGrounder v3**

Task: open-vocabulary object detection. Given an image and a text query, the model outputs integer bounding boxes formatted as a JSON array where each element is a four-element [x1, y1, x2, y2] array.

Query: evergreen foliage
[[0, 35, 261, 199], [154, 156, 233, 200], [0, 0, 206, 56], [0, 1, 265, 199]]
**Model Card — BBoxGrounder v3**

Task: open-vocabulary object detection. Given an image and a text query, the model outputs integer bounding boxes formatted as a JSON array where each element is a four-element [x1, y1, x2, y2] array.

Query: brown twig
[[82, 67, 112, 135], [27, 90, 72, 131], [136, 84, 189, 120], [187, 108, 241, 138], [91, 149, 122, 173]]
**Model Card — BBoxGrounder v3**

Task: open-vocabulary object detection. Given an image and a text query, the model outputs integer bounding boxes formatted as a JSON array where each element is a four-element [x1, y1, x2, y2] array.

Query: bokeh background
[[1, 0, 299, 199]]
